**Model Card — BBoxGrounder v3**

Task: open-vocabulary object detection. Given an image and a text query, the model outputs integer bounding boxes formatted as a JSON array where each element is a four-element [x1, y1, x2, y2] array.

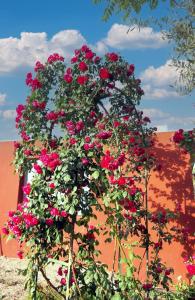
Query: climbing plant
[[2, 47, 178, 299]]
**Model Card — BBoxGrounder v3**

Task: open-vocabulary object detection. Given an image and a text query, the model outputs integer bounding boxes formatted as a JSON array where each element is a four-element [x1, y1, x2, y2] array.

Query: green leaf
[[69, 206, 75, 215], [92, 170, 99, 179], [111, 293, 122, 300]]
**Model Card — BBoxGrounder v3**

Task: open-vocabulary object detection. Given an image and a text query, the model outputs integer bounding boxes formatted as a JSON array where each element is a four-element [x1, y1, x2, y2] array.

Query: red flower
[[117, 177, 126, 186], [99, 68, 110, 80], [78, 61, 88, 72], [70, 138, 77, 145], [23, 183, 31, 195], [94, 56, 100, 64], [2, 227, 9, 235], [142, 283, 153, 291], [17, 250, 24, 259], [113, 121, 120, 128], [85, 136, 91, 143], [58, 267, 63, 276], [50, 208, 60, 217], [64, 74, 73, 83], [33, 164, 43, 174], [46, 111, 59, 121], [45, 218, 54, 226], [77, 75, 88, 85], [47, 53, 64, 64], [96, 131, 112, 140], [32, 100, 46, 110], [14, 141, 21, 150], [82, 158, 89, 165], [81, 45, 89, 52], [49, 183, 55, 189], [165, 269, 171, 276], [60, 278, 67, 285], [127, 64, 135, 76], [172, 129, 184, 143], [61, 211, 68, 218], [186, 264, 195, 276], [107, 52, 119, 62], [34, 61, 44, 72], [71, 56, 78, 63], [85, 51, 94, 60]]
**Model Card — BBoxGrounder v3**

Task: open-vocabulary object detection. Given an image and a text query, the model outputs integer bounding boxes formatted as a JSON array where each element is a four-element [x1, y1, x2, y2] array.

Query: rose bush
[[2, 46, 179, 299]]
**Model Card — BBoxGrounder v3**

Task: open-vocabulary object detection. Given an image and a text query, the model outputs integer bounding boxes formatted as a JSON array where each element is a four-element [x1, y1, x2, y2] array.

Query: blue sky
[[0, 0, 194, 140]]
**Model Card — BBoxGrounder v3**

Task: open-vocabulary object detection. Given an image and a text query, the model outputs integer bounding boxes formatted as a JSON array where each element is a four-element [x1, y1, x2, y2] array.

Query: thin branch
[[40, 268, 65, 299]]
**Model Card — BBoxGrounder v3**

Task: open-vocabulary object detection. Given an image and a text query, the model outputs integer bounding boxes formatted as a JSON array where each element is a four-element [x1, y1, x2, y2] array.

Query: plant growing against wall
[[2, 47, 178, 299]]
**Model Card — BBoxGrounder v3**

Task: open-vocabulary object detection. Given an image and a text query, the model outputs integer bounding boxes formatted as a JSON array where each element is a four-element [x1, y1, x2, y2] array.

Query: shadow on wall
[[149, 140, 195, 271]]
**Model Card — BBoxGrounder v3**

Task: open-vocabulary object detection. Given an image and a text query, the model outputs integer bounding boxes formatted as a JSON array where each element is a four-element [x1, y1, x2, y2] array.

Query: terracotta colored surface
[[0, 133, 194, 283], [0, 141, 20, 257]]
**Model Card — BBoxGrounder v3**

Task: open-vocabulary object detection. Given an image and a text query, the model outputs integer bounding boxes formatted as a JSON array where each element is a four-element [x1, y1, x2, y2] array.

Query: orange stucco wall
[[0, 133, 194, 282]]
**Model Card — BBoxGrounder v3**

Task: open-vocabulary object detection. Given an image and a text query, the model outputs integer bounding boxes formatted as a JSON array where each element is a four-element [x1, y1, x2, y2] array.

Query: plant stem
[[40, 268, 65, 299], [66, 214, 76, 300]]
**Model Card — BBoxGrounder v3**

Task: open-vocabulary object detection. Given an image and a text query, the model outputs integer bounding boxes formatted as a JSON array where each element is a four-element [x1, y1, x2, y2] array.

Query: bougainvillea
[[2, 46, 177, 299]]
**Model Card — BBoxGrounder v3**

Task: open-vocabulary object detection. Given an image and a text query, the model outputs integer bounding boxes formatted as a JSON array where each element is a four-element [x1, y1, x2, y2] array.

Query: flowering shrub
[[2, 47, 177, 299], [172, 129, 195, 153]]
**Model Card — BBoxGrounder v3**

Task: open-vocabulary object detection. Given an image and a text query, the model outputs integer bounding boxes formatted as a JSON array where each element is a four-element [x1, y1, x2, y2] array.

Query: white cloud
[[2, 110, 16, 119], [0, 93, 6, 105], [92, 41, 108, 55], [103, 23, 167, 49], [142, 108, 195, 131], [142, 84, 178, 99], [0, 30, 86, 73], [140, 60, 181, 100], [141, 60, 178, 87], [142, 108, 170, 119]]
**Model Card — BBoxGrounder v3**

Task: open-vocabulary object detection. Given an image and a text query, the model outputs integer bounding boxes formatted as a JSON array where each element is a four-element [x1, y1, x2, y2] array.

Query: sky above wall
[[0, 0, 194, 140]]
